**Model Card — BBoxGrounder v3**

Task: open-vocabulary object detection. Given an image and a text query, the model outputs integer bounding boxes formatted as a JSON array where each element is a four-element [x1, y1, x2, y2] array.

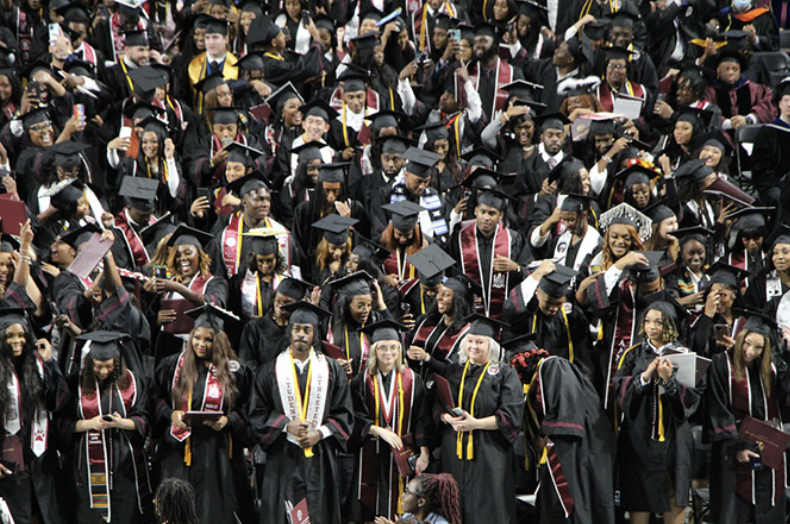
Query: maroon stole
[[78, 370, 138, 519], [113, 210, 155, 267], [597, 81, 646, 113], [467, 59, 513, 118], [221, 212, 245, 278], [412, 319, 470, 362], [358, 368, 415, 519], [384, 249, 417, 281], [603, 283, 637, 410], [728, 355, 784, 504], [81, 43, 98, 66], [213, 187, 234, 216], [1, 102, 15, 122], [328, 87, 380, 112], [458, 221, 511, 319], [16, 6, 34, 65], [110, 14, 145, 62]]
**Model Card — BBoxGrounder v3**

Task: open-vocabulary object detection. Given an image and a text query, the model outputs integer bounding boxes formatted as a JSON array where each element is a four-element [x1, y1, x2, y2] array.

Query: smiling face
[[302, 114, 328, 140], [349, 294, 373, 325], [465, 334, 490, 364], [0, 253, 13, 286], [28, 120, 54, 147], [175, 245, 200, 279], [141, 131, 159, 159], [630, 182, 650, 208], [514, 118, 534, 146], [375, 340, 401, 371], [742, 332, 765, 363], [673, 120, 694, 146], [681, 239, 706, 273], [436, 285, 454, 315], [607, 224, 633, 259], [51, 238, 76, 267], [254, 253, 277, 276], [191, 327, 214, 360], [400, 478, 424, 515], [282, 97, 302, 127], [6, 323, 25, 358], [93, 358, 115, 381], [773, 242, 790, 271]]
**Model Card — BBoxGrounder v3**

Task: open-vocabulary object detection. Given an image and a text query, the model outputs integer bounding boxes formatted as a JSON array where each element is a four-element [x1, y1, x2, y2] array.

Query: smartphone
[[197, 187, 211, 202], [102, 415, 114, 422], [714, 324, 729, 344], [400, 302, 411, 316], [449, 407, 465, 417], [414, 51, 425, 64], [448, 28, 461, 42], [27, 80, 41, 98], [73, 104, 85, 121], [302, 10, 310, 25], [154, 266, 167, 279], [48, 23, 61, 44], [119, 126, 132, 139], [749, 442, 763, 469]]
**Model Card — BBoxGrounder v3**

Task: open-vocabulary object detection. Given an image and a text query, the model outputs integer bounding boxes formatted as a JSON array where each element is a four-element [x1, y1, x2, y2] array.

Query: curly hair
[[600, 223, 645, 271], [638, 308, 680, 344], [168, 246, 213, 282], [416, 473, 462, 524], [80, 354, 130, 393], [510, 348, 550, 385], [0, 322, 43, 425], [172, 328, 240, 411], [244, 249, 286, 277], [155, 478, 200, 524]]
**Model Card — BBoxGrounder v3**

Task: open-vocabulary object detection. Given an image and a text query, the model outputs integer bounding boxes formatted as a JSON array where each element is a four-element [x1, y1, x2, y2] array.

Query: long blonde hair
[[366, 340, 405, 374], [732, 329, 773, 387], [458, 336, 502, 365]]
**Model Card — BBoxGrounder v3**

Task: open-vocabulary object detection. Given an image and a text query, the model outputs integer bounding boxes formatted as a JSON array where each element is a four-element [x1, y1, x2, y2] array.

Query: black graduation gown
[[249, 351, 354, 524], [59, 371, 152, 524], [527, 356, 616, 524], [102, 63, 134, 104], [292, 201, 371, 260], [238, 315, 289, 370], [0, 357, 70, 524], [705, 350, 787, 524], [613, 342, 701, 513], [261, 46, 323, 87], [152, 354, 257, 524], [437, 362, 524, 524], [330, 310, 393, 379]]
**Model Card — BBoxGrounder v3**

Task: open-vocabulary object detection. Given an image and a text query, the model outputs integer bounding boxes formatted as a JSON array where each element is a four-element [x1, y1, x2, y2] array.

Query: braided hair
[[155, 478, 200, 524], [416, 473, 462, 524], [510, 348, 550, 385]]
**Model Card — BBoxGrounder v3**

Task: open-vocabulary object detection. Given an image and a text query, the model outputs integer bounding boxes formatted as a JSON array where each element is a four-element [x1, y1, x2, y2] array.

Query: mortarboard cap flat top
[[557, 76, 601, 98], [119, 176, 159, 211], [194, 72, 228, 94], [643, 200, 676, 223], [359, 5, 385, 20], [408, 244, 456, 286], [124, 100, 166, 120], [675, 225, 713, 245], [313, 14, 336, 31], [462, 147, 502, 168], [205, 17, 229, 36], [383, 200, 426, 232], [766, 224, 790, 247], [674, 159, 714, 182], [139, 213, 178, 245], [299, 98, 338, 122], [361, 319, 407, 344], [381, 135, 416, 155], [474, 20, 504, 39], [730, 206, 771, 230], [243, 228, 283, 255], [77, 331, 131, 361], [312, 214, 359, 245], [706, 261, 749, 288], [352, 233, 391, 262], [166, 224, 213, 249], [642, 290, 688, 322], [501, 79, 544, 98], [403, 147, 441, 177], [711, 49, 749, 71], [538, 264, 580, 298], [139, 115, 169, 138], [318, 162, 350, 183], [545, 155, 574, 185], [208, 106, 241, 125], [330, 271, 373, 297], [49, 141, 89, 169], [628, 251, 665, 283], [735, 308, 778, 337], [238, 0, 266, 14], [460, 168, 508, 189], [446, 266, 483, 299], [226, 171, 269, 196], [60, 223, 102, 250], [611, 9, 639, 28], [128, 66, 168, 96], [21, 107, 50, 127], [237, 52, 265, 71], [186, 303, 240, 332], [477, 187, 516, 210], [535, 112, 571, 132], [501, 332, 538, 352], [225, 142, 264, 165], [245, 15, 282, 45], [56, 3, 93, 23], [351, 31, 381, 53], [677, 106, 714, 130], [416, 120, 450, 142], [604, 46, 636, 62], [265, 81, 303, 110], [584, 20, 608, 40], [600, 202, 653, 241], [463, 313, 509, 338], [275, 277, 314, 300], [367, 109, 406, 131], [614, 164, 658, 186], [49, 181, 84, 210], [560, 193, 596, 213], [291, 140, 325, 161], [124, 30, 149, 48], [282, 300, 331, 326], [516, 0, 548, 21]]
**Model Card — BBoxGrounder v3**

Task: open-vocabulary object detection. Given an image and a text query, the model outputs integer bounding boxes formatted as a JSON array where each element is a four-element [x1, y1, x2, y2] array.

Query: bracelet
[[502, 112, 510, 122], [602, 155, 612, 164]]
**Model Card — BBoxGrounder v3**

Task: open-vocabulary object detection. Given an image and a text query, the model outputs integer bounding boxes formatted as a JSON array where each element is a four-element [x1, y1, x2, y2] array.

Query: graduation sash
[[163, 273, 213, 333], [275, 349, 330, 455], [358, 368, 415, 518], [113, 211, 154, 267], [545, 439, 575, 518], [110, 14, 145, 63], [727, 355, 785, 505], [412, 319, 469, 363], [5, 356, 48, 460], [458, 221, 511, 319], [329, 87, 380, 113], [552, 228, 600, 271], [384, 249, 417, 282], [603, 284, 637, 409], [597, 81, 645, 114], [16, 6, 34, 65], [78, 370, 138, 521], [80, 42, 98, 66], [221, 213, 245, 278], [241, 270, 284, 318], [469, 59, 513, 118]]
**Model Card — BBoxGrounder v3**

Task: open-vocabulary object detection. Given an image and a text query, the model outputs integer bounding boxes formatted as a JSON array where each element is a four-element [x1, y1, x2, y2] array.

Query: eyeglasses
[[403, 488, 423, 498], [606, 63, 626, 71], [29, 122, 52, 133]]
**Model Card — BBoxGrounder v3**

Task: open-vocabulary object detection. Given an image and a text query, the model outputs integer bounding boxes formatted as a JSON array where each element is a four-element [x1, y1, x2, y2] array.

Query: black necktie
[[210, 60, 220, 74]]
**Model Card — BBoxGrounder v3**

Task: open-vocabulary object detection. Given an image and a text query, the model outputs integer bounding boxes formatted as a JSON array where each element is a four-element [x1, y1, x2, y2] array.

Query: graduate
[[112, 177, 161, 270], [229, 229, 289, 321], [249, 300, 353, 524]]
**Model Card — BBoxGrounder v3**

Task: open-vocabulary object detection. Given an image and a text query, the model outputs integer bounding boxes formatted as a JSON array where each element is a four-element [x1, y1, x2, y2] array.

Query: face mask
[[732, 0, 752, 11]]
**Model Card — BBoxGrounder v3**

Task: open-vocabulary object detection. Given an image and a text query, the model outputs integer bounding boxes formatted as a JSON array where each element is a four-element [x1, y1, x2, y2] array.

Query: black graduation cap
[[474, 20, 504, 40], [407, 244, 456, 287], [238, 0, 266, 16], [676, 106, 714, 132], [643, 200, 676, 223], [49, 179, 84, 210], [139, 213, 178, 246], [380, 135, 416, 155], [124, 30, 149, 48], [415, 120, 450, 142], [282, 300, 331, 327], [299, 99, 338, 122], [21, 60, 54, 81], [237, 52, 265, 72], [0, 302, 34, 331], [367, 109, 406, 132], [290, 141, 324, 166], [614, 164, 657, 186], [139, 115, 169, 138], [77, 331, 131, 361], [312, 214, 359, 245], [56, 2, 93, 23], [544, 155, 573, 185], [124, 100, 166, 120], [166, 224, 213, 249], [565, 36, 592, 65], [403, 147, 441, 177], [706, 261, 749, 288], [185, 303, 240, 332], [49, 141, 88, 169], [462, 147, 502, 168], [477, 187, 516, 210], [205, 17, 229, 36], [318, 162, 350, 183], [460, 168, 508, 189], [446, 266, 483, 300], [60, 223, 101, 250], [715, 30, 749, 50], [557, 76, 601, 98], [63, 59, 96, 78], [21, 107, 51, 128], [604, 46, 636, 63], [119, 176, 159, 212], [226, 171, 269, 196], [610, 8, 639, 28], [246, 16, 282, 46], [383, 200, 425, 232], [275, 276, 314, 300], [538, 264, 579, 298], [435, 13, 454, 30], [128, 66, 168, 97], [351, 31, 381, 53], [711, 49, 749, 72], [194, 72, 228, 95], [359, 5, 385, 21], [734, 308, 778, 337], [629, 251, 664, 283], [338, 67, 371, 92], [675, 225, 714, 246], [313, 14, 336, 32], [697, 130, 733, 159], [361, 319, 408, 344], [330, 270, 374, 296], [501, 333, 539, 354], [265, 82, 304, 111], [243, 228, 282, 255], [560, 193, 596, 213], [729, 206, 772, 230], [584, 20, 609, 41], [766, 224, 790, 248], [674, 159, 713, 182], [209, 106, 241, 125], [225, 142, 264, 166], [642, 290, 688, 322], [352, 233, 391, 262], [0, 235, 19, 253], [517, 0, 548, 22], [463, 313, 509, 338], [534, 112, 571, 132]]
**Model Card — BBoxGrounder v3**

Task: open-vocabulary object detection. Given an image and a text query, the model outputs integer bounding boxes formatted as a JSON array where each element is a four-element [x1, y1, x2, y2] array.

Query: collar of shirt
[[556, 67, 579, 83], [293, 351, 313, 372], [539, 143, 563, 164], [123, 56, 137, 69], [344, 108, 365, 131]]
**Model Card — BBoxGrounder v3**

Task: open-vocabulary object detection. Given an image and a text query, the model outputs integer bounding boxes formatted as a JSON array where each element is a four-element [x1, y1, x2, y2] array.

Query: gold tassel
[[184, 436, 192, 466]]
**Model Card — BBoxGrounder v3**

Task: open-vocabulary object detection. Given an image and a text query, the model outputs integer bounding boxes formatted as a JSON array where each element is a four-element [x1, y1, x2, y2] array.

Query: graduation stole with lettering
[[5, 356, 48, 462], [458, 221, 511, 318], [170, 352, 225, 466], [78, 369, 137, 520]]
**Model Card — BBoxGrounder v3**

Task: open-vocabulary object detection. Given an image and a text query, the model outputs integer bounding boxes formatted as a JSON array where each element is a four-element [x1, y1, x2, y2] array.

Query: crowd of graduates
[[6, 0, 790, 523]]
